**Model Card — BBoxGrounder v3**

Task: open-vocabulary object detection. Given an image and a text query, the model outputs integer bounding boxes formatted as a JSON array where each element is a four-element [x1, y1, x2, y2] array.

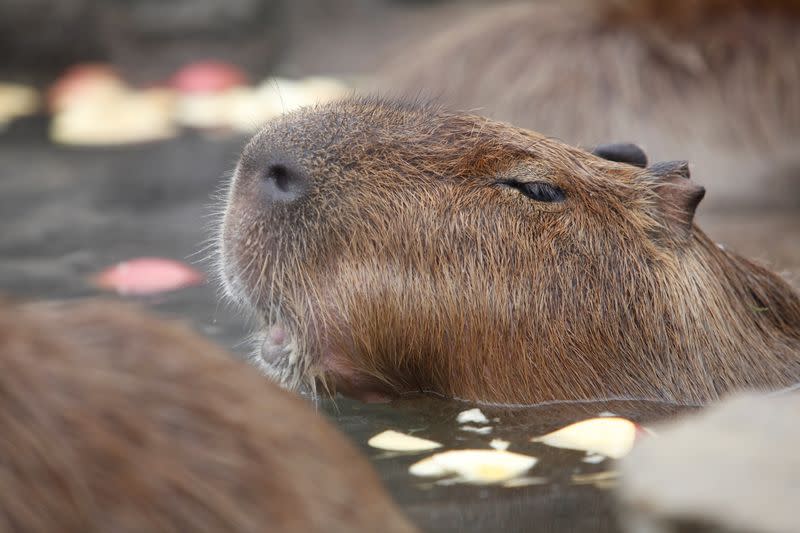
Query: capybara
[[376, 0, 800, 210], [0, 296, 416, 533], [218, 96, 800, 406]]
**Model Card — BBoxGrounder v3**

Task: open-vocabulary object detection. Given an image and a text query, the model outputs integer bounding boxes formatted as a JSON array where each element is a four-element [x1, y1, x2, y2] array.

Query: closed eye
[[497, 180, 566, 203]]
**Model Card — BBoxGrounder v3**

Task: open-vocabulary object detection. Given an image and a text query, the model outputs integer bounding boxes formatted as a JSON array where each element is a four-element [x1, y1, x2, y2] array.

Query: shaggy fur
[[375, 0, 800, 209], [0, 297, 416, 533], [219, 96, 800, 406]]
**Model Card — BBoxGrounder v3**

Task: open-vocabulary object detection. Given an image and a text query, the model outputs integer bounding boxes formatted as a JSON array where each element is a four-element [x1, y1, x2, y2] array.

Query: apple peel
[[170, 61, 248, 94], [48, 64, 126, 112], [92, 258, 204, 295]]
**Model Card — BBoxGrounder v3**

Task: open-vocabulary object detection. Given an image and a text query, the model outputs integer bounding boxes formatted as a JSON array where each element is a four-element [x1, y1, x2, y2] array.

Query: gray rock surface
[[617, 392, 800, 533]]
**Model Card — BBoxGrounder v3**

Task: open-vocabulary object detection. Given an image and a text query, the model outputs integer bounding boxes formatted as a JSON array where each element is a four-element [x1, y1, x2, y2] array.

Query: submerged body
[[0, 297, 415, 533], [377, 0, 800, 210], [219, 97, 800, 406]]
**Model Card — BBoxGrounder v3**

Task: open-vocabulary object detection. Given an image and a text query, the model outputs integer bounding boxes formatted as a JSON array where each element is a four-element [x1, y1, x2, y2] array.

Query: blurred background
[[0, 2, 797, 531], [0, 0, 491, 84]]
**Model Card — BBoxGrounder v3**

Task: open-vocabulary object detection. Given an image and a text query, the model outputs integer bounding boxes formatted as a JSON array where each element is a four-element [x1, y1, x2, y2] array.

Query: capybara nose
[[259, 161, 310, 204]]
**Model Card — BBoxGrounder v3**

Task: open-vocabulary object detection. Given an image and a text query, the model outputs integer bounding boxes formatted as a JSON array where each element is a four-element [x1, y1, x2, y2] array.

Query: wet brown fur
[[220, 96, 800, 406], [376, 0, 800, 209], [0, 296, 416, 533]]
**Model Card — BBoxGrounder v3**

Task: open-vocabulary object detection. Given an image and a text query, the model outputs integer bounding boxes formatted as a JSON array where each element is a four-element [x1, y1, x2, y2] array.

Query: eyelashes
[[496, 180, 566, 203]]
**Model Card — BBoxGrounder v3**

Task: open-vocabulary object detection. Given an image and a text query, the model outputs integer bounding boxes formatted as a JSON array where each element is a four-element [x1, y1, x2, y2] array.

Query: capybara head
[[219, 97, 800, 405], [0, 297, 416, 533]]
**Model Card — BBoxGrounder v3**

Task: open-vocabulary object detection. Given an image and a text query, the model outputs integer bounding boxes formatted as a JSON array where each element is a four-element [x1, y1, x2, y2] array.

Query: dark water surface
[[327, 395, 690, 532], [1, 120, 796, 532]]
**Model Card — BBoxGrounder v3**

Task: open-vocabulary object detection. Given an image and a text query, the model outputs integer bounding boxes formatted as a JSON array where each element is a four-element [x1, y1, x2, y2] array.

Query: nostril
[[260, 162, 308, 203], [268, 164, 291, 192]]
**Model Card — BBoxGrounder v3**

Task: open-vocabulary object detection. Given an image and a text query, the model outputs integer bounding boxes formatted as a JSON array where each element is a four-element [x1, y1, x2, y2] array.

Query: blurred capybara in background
[[219, 97, 800, 406], [0, 297, 416, 533], [377, 0, 800, 210]]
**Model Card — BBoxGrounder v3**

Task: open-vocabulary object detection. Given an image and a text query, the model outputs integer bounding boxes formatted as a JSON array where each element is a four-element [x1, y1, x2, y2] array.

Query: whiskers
[[194, 166, 332, 403]]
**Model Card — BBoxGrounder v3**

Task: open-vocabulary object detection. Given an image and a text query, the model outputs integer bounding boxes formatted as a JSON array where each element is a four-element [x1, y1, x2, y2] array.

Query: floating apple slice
[[489, 438, 510, 451], [48, 63, 126, 112], [170, 61, 248, 94], [171, 61, 248, 130], [367, 430, 442, 452], [226, 80, 308, 134], [51, 88, 177, 146], [456, 408, 489, 424], [532, 417, 640, 459], [0, 83, 39, 127], [174, 93, 229, 130], [92, 258, 204, 296], [176, 75, 350, 133], [409, 449, 538, 485]]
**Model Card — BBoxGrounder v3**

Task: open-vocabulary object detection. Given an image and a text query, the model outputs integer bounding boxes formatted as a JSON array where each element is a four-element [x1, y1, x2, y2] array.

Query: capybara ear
[[591, 143, 648, 168], [649, 160, 705, 238]]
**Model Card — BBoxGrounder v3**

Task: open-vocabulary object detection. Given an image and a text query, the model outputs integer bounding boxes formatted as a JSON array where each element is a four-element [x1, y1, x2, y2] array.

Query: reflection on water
[[0, 126, 795, 532]]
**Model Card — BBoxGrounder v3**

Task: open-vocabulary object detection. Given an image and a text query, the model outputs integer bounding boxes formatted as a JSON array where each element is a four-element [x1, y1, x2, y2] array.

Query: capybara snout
[[259, 161, 311, 204], [220, 96, 800, 406]]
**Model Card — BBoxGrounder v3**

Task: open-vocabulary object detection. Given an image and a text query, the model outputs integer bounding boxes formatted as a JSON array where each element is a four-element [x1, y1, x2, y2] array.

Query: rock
[[617, 392, 800, 533]]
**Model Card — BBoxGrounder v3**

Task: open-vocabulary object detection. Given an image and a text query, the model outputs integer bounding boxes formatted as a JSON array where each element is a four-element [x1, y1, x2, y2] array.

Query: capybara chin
[[0, 297, 416, 533], [218, 96, 800, 406], [375, 0, 800, 210]]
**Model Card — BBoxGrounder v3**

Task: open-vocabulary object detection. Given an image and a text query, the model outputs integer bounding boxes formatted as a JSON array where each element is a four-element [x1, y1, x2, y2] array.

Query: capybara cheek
[[318, 349, 396, 403]]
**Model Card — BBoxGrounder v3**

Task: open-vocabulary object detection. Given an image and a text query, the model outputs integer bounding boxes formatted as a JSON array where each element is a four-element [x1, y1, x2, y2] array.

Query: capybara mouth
[[253, 320, 397, 403], [218, 96, 800, 405], [252, 322, 305, 391]]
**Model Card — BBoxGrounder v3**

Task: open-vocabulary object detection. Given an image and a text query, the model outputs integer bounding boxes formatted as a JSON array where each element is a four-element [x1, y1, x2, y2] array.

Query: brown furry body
[[219, 96, 800, 406], [0, 297, 415, 533], [376, 0, 800, 210]]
